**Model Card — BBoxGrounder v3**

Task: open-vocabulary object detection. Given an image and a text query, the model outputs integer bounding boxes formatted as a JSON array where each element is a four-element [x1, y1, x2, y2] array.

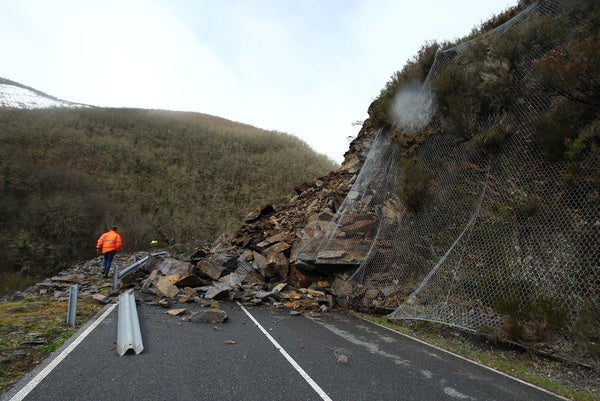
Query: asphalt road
[[3, 300, 565, 401]]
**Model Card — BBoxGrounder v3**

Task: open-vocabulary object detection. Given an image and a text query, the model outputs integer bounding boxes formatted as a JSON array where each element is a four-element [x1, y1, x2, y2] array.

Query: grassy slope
[[0, 107, 338, 291]]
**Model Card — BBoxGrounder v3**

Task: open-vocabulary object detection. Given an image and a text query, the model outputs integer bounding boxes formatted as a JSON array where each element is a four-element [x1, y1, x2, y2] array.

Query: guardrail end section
[[116, 289, 144, 356]]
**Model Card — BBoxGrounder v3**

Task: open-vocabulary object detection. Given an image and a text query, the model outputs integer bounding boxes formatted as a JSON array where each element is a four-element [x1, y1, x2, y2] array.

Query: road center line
[[237, 302, 333, 401], [8, 303, 118, 401]]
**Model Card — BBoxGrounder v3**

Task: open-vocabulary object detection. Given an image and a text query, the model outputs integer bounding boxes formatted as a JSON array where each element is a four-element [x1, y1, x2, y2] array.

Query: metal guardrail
[[118, 251, 167, 280], [116, 289, 144, 356]]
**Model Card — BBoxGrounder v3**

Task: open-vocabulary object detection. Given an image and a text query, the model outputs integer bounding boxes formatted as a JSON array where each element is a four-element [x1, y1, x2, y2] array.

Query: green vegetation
[[0, 108, 337, 294], [0, 297, 101, 392], [495, 294, 568, 343], [397, 157, 432, 212], [368, 0, 599, 167]]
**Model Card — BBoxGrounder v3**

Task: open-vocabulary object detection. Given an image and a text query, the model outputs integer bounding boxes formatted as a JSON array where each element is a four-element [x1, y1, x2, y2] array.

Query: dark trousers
[[102, 251, 117, 274]]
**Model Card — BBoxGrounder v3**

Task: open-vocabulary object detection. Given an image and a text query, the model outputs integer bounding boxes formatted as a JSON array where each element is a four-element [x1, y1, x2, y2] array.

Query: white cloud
[[1, 0, 518, 163]]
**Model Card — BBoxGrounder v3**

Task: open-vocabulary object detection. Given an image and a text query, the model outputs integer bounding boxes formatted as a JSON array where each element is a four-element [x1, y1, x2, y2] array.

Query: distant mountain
[[0, 77, 89, 109]]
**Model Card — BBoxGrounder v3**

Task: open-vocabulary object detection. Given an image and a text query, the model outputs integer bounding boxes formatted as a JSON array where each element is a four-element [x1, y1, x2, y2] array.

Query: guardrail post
[[67, 284, 78, 327], [112, 264, 119, 291]]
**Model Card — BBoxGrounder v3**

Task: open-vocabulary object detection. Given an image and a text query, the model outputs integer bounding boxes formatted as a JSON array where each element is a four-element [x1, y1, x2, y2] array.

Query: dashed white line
[[237, 302, 333, 401], [8, 303, 118, 401]]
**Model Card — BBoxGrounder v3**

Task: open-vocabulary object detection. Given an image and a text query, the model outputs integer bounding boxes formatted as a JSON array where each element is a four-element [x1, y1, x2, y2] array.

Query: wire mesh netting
[[296, 0, 599, 366]]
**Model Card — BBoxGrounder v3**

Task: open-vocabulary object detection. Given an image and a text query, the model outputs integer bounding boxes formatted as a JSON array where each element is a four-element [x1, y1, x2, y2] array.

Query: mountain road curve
[[2, 301, 565, 401]]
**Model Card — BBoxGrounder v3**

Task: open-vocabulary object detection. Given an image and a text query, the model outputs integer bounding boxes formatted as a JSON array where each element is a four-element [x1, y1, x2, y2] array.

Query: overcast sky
[[1, 0, 517, 163]]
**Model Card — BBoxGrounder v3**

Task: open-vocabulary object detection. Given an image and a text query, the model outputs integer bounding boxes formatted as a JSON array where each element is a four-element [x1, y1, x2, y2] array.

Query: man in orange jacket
[[96, 226, 123, 277]]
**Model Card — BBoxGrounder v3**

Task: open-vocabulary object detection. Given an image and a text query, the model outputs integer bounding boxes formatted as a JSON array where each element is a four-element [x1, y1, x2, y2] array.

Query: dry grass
[[0, 296, 101, 393]]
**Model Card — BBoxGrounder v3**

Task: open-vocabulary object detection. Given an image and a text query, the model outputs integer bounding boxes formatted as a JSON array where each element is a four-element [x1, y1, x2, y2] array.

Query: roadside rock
[[190, 308, 228, 323]]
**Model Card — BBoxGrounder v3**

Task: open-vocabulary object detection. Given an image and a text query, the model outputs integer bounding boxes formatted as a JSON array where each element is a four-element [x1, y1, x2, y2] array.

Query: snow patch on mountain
[[0, 83, 89, 109]]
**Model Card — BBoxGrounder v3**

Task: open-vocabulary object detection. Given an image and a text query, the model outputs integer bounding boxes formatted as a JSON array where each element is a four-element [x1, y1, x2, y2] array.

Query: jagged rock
[[197, 252, 237, 280], [173, 274, 203, 288], [197, 261, 226, 280], [155, 276, 179, 298], [252, 251, 267, 269], [235, 261, 264, 284], [267, 242, 291, 254], [294, 182, 311, 194], [202, 283, 231, 299], [306, 289, 326, 299], [177, 295, 193, 303], [190, 308, 228, 323], [240, 249, 254, 261], [166, 308, 187, 316], [158, 299, 172, 307], [183, 287, 197, 297], [189, 247, 209, 264], [158, 258, 193, 276], [288, 265, 322, 288], [343, 219, 376, 234], [281, 291, 302, 300], [330, 278, 353, 297], [316, 250, 346, 260], [340, 153, 361, 173], [245, 204, 275, 222], [266, 252, 289, 281], [218, 273, 243, 289], [92, 293, 109, 304]]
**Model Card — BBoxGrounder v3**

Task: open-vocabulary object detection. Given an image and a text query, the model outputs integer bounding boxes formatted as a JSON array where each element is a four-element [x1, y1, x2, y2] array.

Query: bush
[[475, 114, 516, 152], [397, 157, 432, 212], [532, 37, 600, 107], [533, 105, 577, 161], [572, 305, 600, 357], [496, 293, 568, 343]]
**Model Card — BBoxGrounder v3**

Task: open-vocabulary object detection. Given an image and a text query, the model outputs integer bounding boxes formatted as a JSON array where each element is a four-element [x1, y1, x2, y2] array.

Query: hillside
[[0, 104, 337, 293]]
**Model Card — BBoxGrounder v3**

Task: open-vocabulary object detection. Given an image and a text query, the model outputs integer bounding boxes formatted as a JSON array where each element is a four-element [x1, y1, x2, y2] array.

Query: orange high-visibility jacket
[[96, 230, 122, 254]]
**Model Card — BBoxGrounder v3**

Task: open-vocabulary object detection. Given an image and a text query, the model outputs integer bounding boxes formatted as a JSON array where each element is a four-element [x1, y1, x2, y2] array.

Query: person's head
[[111, 225, 118, 231]]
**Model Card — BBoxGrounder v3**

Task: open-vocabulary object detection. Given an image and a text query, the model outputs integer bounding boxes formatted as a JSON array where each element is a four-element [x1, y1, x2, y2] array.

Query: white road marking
[[8, 303, 118, 401], [355, 314, 571, 401], [307, 317, 411, 367], [237, 302, 333, 401]]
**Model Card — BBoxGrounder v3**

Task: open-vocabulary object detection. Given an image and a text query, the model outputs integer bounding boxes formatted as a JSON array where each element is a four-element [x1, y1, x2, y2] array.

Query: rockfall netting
[[297, 0, 599, 366]]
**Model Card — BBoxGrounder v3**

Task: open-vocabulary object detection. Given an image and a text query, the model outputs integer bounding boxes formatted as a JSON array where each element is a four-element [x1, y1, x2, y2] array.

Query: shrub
[[475, 114, 516, 152], [532, 37, 600, 107], [572, 304, 600, 357], [533, 105, 576, 161], [397, 157, 432, 212], [496, 293, 568, 343]]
